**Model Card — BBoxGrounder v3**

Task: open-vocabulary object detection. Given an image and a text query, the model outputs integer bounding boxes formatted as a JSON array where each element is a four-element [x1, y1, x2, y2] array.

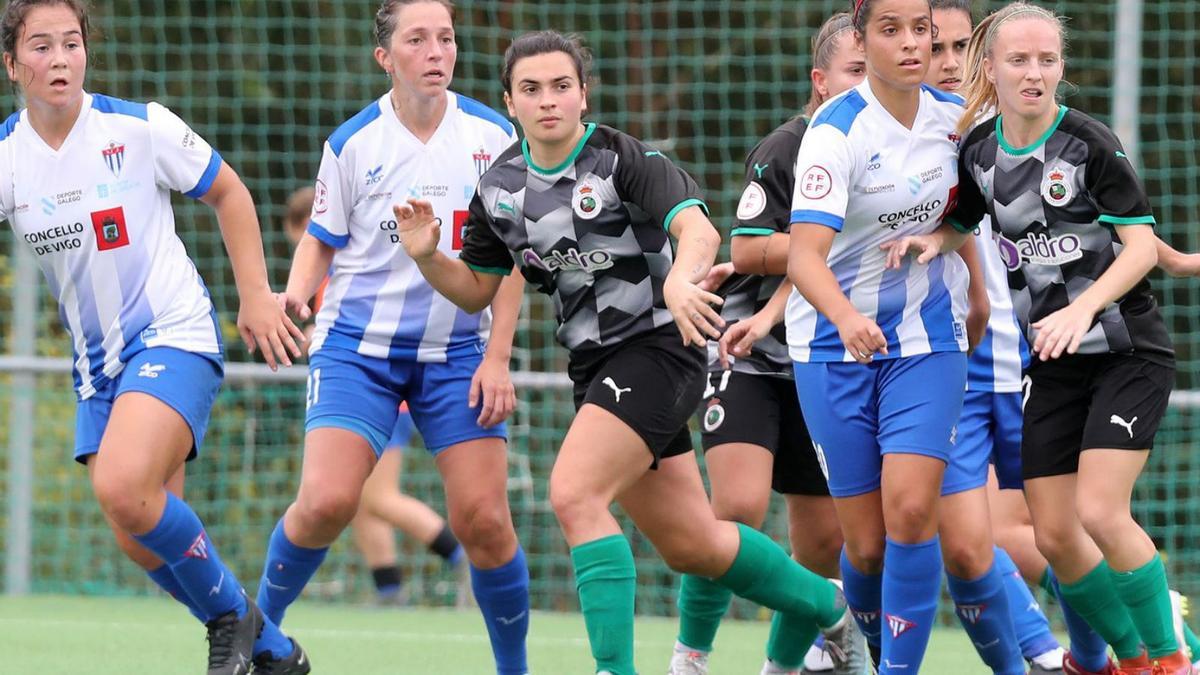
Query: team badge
[[799, 165, 832, 200], [703, 401, 726, 432], [313, 180, 329, 215], [101, 141, 125, 178], [184, 532, 210, 560], [574, 183, 601, 220], [736, 181, 767, 221], [90, 206, 130, 251], [473, 146, 493, 178], [886, 614, 916, 639], [1042, 166, 1075, 206]]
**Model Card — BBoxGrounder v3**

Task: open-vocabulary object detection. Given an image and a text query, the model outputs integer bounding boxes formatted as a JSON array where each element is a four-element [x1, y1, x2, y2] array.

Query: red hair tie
[[852, 0, 867, 24]]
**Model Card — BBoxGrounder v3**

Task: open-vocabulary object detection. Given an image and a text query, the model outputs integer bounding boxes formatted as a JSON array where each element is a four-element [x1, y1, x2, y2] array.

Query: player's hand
[[698, 261, 735, 293], [834, 310, 888, 364], [1031, 301, 1096, 361], [966, 295, 990, 354], [664, 272, 725, 347], [881, 233, 943, 269], [238, 287, 305, 371], [717, 316, 770, 369], [394, 199, 441, 261], [275, 291, 312, 323], [469, 352, 516, 428]]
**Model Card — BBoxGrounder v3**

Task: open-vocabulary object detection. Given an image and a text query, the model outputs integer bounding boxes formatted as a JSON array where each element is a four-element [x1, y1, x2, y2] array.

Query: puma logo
[[602, 377, 631, 403], [1109, 414, 1138, 439]]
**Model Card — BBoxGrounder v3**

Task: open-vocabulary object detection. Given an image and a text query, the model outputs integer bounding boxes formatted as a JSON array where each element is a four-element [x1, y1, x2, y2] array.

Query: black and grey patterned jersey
[[460, 122, 707, 352], [710, 116, 808, 377], [950, 107, 1173, 364]]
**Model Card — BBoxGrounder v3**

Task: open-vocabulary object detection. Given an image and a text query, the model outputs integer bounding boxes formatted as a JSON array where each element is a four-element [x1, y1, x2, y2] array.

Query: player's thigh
[[305, 347, 404, 458], [362, 447, 404, 506], [408, 349, 506, 454], [939, 486, 996, 577], [435, 436, 512, 527], [792, 360, 882, 499], [550, 403, 660, 516], [350, 509, 397, 566], [699, 372, 780, 525], [785, 493, 843, 577], [703, 443, 774, 527]]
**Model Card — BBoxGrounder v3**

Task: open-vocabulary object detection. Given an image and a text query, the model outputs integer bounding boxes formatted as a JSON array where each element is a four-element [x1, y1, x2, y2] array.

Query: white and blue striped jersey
[[786, 81, 970, 363], [307, 91, 517, 362], [967, 218, 1029, 392], [0, 92, 223, 400]]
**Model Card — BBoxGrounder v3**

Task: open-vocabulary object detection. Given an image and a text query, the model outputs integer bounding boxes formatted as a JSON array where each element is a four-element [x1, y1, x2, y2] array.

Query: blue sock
[[994, 548, 1060, 660], [881, 537, 942, 675], [255, 518, 328, 627], [1049, 567, 1110, 671], [840, 547, 883, 648], [147, 564, 204, 621], [470, 546, 530, 675], [133, 493, 246, 622], [946, 556, 1025, 675]]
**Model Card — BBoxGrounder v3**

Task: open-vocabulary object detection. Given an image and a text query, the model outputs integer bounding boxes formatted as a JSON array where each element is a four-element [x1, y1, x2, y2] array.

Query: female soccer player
[[281, 189, 467, 608], [668, 13, 864, 675], [787, 0, 999, 671], [397, 30, 868, 675], [254, 2, 530, 674], [947, 3, 1190, 672], [0, 0, 306, 672]]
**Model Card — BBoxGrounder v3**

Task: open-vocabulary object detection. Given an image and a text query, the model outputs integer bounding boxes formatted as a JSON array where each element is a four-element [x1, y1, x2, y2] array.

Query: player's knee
[[710, 494, 769, 528], [842, 535, 885, 574], [1032, 524, 1076, 565], [941, 535, 994, 579], [659, 537, 723, 575], [548, 477, 604, 534], [293, 486, 361, 535], [882, 494, 936, 542], [1075, 498, 1129, 550], [450, 499, 513, 557], [791, 523, 844, 576], [92, 473, 159, 533]]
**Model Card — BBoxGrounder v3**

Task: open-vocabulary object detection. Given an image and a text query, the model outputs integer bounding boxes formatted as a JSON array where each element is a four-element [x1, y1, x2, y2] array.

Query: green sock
[[1038, 566, 1054, 595], [571, 535, 637, 675], [1058, 560, 1144, 660], [1184, 623, 1200, 662], [1111, 556, 1179, 659], [676, 573, 732, 652], [765, 611, 815, 669], [715, 523, 841, 664]]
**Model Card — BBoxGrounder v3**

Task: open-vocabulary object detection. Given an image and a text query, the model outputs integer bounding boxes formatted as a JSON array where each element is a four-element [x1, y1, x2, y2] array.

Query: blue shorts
[[793, 352, 967, 498], [305, 344, 506, 456], [943, 391, 1023, 494], [384, 412, 417, 452], [75, 347, 223, 464]]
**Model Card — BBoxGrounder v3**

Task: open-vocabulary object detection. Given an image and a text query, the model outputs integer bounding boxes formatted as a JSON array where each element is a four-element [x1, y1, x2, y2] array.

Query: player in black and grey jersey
[[947, 4, 1190, 673], [393, 30, 867, 675], [669, 13, 866, 675]]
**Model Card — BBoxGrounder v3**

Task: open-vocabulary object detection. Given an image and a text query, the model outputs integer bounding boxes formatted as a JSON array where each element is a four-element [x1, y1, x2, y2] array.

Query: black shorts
[[1022, 352, 1174, 479], [569, 324, 706, 466], [698, 370, 830, 496]]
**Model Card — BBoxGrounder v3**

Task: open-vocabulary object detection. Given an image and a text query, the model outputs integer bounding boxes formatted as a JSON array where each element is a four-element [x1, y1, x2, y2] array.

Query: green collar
[[522, 122, 596, 175], [996, 105, 1068, 156]]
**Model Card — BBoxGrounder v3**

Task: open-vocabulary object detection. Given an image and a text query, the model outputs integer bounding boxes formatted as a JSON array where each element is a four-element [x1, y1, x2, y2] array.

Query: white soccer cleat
[[760, 659, 801, 675], [801, 641, 835, 673], [819, 580, 873, 675], [667, 641, 710, 675], [1171, 590, 1188, 659]]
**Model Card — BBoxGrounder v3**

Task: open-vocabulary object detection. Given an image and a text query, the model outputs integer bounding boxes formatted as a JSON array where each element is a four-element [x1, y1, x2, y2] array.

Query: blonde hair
[[805, 13, 855, 117], [958, 2, 1065, 135]]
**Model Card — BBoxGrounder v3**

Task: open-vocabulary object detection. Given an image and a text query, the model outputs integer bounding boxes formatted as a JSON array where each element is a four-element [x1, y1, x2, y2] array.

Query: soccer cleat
[[1029, 647, 1066, 673], [819, 581, 872, 675], [802, 639, 835, 674], [760, 660, 801, 675], [252, 638, 311, 674], [205, 596, 262, 675], [667, 643, 710, 675], [1119, 651, 1153, 675], [1063, 651, 1118, 675], [1147, 650, 1193, 675]]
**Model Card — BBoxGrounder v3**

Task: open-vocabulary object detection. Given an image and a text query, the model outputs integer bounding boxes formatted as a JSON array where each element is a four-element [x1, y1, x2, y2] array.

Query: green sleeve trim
[[946, 217, 977, 234], [731, 227, 776, 237], [663, 198, 708, 231], [466, 263, 512, 276], [1098, 214, 1156, 226]]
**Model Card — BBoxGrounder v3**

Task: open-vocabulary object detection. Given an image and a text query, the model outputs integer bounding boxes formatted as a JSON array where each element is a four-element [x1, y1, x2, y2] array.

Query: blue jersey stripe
[[456, 94, 514, 136], [329, 100, 383, 157], [184, 149, 223, 199], [73, 278, 110, 384], [918, 255, 958, 351], [394, 279, 435, 346], [326, 270, 391, 346], [0, 111, 19, 141], [875, 261, 910, 354], [967, 326, 997, 390], [792, 209, 845, 232], [811, 90, 868, 135], [808, 254, 865, 359], [91, 94, 149, 120], [307, 221, 350, 248]]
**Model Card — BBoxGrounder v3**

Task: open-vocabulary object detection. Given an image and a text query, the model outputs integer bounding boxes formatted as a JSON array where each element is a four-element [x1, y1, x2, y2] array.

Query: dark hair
[[851, 0, 933, 34], [2, 0, 90, 57], [804, 13, 855, 117], [374, 0, 453, 50], [501, 30, 592, 94], [283, 186, 315, 232]]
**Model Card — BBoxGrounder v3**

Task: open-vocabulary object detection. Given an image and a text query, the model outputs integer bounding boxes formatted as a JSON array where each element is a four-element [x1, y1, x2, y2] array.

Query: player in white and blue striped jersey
[[0, 1, 305, 672], [252, 3, 530, 673], [785, 1, 1006, 672]]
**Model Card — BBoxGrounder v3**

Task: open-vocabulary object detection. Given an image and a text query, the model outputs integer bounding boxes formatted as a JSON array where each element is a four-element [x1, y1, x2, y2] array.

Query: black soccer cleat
[[252, 638, 312, 674], [205, 596, 263, 675]]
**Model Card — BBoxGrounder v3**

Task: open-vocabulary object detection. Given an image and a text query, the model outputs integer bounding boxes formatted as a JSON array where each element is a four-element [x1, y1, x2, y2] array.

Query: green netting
[[0, 0, 1197, 623]]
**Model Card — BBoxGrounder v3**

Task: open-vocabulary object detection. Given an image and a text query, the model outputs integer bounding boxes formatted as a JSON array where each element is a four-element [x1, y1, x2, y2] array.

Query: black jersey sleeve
[[1081, 122, 1156, 228], [459, 191, 514, 276], [945, 123, 993, 234], [609, 131, 708, 231], [732, 122, 804, 237]]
